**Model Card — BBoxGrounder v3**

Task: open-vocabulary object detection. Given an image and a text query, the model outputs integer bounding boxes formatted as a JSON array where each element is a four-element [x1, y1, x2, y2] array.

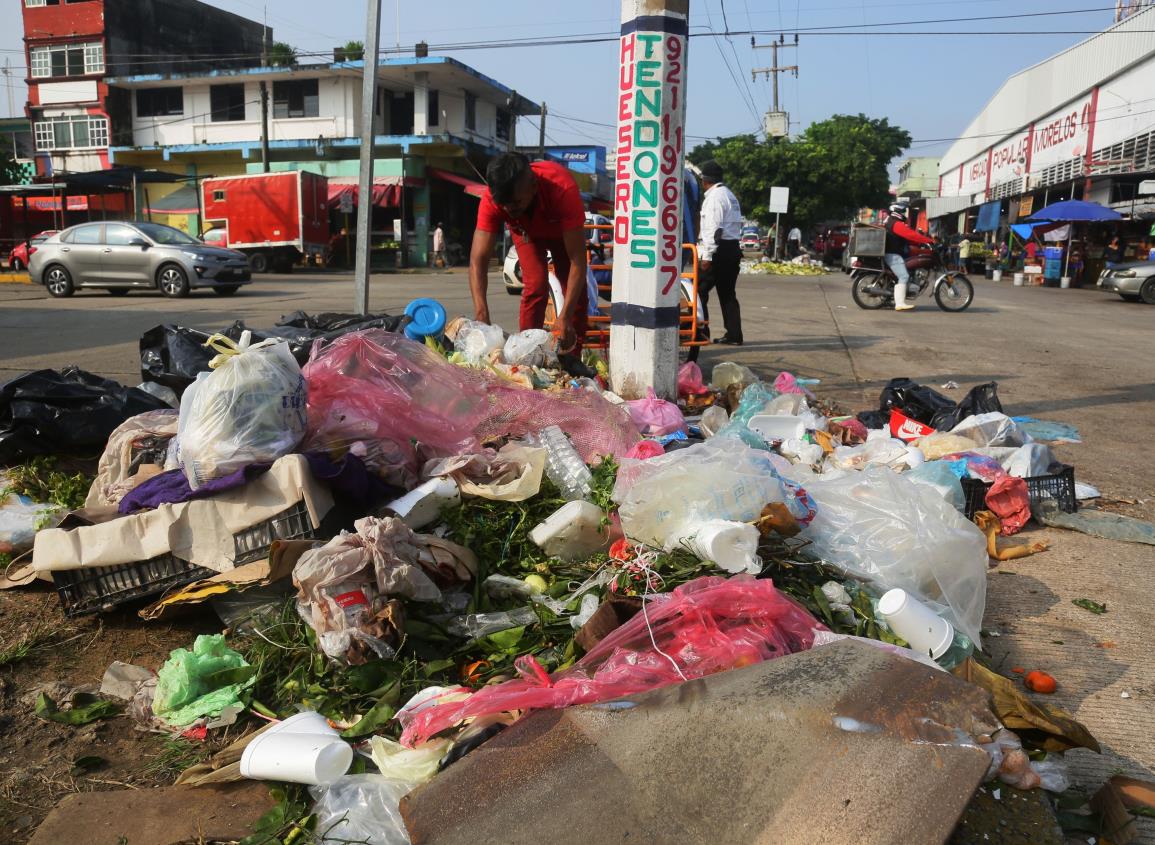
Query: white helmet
[[888, 203, 909, 220]]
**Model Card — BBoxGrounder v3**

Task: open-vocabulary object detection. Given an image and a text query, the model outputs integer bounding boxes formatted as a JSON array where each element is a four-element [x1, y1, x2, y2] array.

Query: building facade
[[896, 157, 940, 199], [21, 0, 267, 176]]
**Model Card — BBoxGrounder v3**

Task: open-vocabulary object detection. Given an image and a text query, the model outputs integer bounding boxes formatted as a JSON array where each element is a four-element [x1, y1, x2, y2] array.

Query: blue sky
[[0, 0, 1122, 167]]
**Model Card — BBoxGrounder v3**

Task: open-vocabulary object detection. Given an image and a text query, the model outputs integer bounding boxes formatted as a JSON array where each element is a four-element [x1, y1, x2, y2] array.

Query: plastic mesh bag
[[787, 464, 987, 644], [613, 438, 815, 549], [177, 334, 306, 490], [399, 575, 823, 746]]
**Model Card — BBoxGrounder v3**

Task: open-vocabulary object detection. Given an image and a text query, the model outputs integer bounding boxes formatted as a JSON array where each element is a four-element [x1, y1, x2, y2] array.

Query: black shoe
[[713, 335, 744, 346], [558, 353, 598, 379]]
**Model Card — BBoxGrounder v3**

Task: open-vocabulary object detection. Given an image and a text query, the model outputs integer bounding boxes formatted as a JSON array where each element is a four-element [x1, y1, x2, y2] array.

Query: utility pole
[[608, 0, 689, 400], [752, 34, 798, 136], [538, 102, 547, 159], [354, 0, 384, 314], [259, 26, 270, 173]]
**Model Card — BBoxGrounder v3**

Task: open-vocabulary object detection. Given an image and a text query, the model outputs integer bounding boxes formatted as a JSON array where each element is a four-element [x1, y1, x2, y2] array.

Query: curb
[[0, 272, 32, 284]]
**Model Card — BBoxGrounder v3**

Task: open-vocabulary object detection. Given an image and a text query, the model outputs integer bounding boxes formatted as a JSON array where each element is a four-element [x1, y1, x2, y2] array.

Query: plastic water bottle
[[530, 425, 592, 501]]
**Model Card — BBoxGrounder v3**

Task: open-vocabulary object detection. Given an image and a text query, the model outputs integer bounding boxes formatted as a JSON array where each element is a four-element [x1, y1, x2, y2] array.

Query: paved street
[[3, 268, 1155, 827]]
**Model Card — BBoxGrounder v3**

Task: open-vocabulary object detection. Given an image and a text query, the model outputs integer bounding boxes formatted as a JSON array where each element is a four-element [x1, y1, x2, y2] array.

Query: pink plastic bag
[[624, 440, 665, 460], [773, 371, 813, 397], [676, 362, 710, 397], [985, 476, 1031, 536], [398, 575, 823, 747], [625, 388, 687, 437]]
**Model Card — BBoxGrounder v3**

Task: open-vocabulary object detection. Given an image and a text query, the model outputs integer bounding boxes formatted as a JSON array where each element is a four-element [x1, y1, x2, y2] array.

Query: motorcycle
[[850, 243, 974, 312]]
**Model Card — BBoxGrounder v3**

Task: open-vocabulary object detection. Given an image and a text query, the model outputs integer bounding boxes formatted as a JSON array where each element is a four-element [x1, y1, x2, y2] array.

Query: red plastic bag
[[676, 362, 710, 397], [889, 409, 937, 443], [398, 575, 823, 747], [625, 388, 687, 437], [624, 440, 665, 460], [985, 476, 1031, 536]]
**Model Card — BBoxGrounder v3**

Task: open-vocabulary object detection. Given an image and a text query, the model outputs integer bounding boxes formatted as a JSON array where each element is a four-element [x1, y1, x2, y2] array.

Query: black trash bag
[[0, 367, 171, 466], [931, 381, 1003, 431], [877, 377, 957, 426], [263, 311, 410, 359], [855, 409, 890, 430], [139, 321, 253, 397]]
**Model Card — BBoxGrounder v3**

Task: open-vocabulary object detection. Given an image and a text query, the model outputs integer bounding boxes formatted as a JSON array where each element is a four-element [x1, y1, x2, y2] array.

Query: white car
[[504, 213, 609, 295]]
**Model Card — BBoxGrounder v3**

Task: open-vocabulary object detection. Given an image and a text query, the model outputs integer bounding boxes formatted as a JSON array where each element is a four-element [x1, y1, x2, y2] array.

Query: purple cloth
[[117, 452, 390, 514]]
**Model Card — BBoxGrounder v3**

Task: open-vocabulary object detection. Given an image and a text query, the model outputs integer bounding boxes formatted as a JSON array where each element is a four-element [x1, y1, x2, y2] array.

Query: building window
[[273, 79, 319, 119], [464, 92, 476, 132], [212, 189, 225, 202], [136, 87, 183, 118], [496, 108, 510, 142], [428, 90, 439, 127], [33, 115, 108, 151], [210, 84, 246, 122], [29, 42, 103, 78], [25, 0, 53, 6]]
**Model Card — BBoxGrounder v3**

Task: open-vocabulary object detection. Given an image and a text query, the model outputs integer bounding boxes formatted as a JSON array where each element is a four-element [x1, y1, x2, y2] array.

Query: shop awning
[[428, 167, 486, 198], [327, 176, 426, 209], [975, 201, 1001, 233]]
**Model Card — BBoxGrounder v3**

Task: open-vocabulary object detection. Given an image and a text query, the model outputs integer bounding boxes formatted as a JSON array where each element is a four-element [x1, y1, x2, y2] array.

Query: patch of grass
[[143, 737, 212, 782], [0, 622, 61, 669]]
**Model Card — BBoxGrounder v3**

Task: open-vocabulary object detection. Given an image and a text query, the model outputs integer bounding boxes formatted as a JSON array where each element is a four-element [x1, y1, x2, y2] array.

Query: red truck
[[201, 171, 329, 273], [813, 225, 850, 265]]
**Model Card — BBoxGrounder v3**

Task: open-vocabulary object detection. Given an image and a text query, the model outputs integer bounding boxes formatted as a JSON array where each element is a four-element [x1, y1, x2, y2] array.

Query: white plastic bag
[[453, 320, 504, 365], [310, 774, 416, 845], [949, 412, 1032, 447], [177, 333, 306, 489], [613, 439, 814, 550], [503, 329, 557, 368], [786, 465, 987, 644]]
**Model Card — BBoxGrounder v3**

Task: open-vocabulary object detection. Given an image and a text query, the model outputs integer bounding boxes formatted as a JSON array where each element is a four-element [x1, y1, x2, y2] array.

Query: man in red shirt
[[469, 152, 589, 354]]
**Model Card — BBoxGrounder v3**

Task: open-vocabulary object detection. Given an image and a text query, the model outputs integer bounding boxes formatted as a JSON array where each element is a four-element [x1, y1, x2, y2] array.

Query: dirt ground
[[0, 584, 224, 842]]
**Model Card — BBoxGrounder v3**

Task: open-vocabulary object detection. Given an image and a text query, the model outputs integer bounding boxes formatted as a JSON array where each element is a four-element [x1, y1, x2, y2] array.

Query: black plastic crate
[[52, 500, 319, 617], [962, 465, 1077, 521]]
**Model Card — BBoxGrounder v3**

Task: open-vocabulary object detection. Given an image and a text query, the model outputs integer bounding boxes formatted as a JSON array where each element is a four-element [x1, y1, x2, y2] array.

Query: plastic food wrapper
[[451, 320, 505, 365], [503, 329, 557, 368], [676, 361, 710, 397], [949, 412, 1032, 448], [423, 444, 547, 502], [368, 736, 449, 785], [399, 575, 823, 747], [85, 410, 180, 508], [153, 634, 254, 727], [295, 516, 471, 664], [786, 464, 987, 644], [613, 438, 816, 550], [625, 388, 687, 437], [178, 333, 306, 490], [310, 774, 417, 845]]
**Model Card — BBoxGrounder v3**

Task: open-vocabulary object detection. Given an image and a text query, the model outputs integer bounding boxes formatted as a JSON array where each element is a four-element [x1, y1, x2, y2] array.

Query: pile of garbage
[[4, 306, 1138, 844], [740, 257, 826, 276]]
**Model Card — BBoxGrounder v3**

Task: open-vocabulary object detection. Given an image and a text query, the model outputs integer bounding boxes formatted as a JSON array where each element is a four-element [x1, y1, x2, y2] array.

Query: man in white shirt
[[696, 160, 744, 345], [787, 225, 802, 257], [432, 222, 446, 267]]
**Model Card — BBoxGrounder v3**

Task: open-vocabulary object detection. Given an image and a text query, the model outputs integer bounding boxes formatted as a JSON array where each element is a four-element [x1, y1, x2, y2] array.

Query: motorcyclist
[[883, 203, 935, 311]]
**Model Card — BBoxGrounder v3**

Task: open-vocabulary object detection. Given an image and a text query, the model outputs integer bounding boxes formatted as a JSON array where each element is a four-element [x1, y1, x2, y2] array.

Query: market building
[[931, 7, 1155, 283]]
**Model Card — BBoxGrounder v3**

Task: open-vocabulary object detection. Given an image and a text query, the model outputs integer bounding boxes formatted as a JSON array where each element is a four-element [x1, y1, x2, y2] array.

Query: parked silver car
[[1098, 260, 1155, 304], [29, 221, 251, 298]]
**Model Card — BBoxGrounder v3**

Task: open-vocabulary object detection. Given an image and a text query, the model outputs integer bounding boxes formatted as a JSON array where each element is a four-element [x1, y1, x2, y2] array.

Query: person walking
[[958, 234, 972, 273], [696, 160, 744, 346], [787, 224, 802, 258], [432, 222, 446, 268]]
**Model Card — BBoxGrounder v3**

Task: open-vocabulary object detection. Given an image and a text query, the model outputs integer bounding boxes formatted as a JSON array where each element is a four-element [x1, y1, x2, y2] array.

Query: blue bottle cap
[[404, 297, 446, 340]]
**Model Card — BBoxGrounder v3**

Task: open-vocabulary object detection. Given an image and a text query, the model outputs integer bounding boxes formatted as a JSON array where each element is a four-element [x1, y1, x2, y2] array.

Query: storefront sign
[[989, 130, 1031, 188], [1018, 196, 1034, 218], [1030, 92, 1095, 172], [959, 151, 989, 200]]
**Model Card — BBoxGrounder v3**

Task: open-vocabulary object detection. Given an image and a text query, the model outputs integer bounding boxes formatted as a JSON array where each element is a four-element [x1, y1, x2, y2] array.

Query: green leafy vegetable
[[35, 692, 123, 725]]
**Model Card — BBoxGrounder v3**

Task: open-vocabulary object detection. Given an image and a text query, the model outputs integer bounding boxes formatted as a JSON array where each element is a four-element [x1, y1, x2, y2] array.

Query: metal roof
[[940, 7, 1155, 172]]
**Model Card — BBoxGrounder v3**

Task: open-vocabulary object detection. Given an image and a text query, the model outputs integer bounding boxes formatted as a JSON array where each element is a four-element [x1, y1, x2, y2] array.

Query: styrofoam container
[[877, 588, 953, 659], [276, 710, 337, 736], [682, 519, 760, 574], [385, 477, 460, 529], [529, 500, 620, 561], [748, 414, 805, 443], [240, 731, 353, 785]]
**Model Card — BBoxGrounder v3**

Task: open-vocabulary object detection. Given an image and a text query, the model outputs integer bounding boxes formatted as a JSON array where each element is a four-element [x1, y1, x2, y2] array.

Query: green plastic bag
[[153, 634, 254, 727]]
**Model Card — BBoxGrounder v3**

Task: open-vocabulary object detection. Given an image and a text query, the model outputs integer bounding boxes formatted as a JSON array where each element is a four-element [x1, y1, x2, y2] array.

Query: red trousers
[[514, 236, 589, 350]]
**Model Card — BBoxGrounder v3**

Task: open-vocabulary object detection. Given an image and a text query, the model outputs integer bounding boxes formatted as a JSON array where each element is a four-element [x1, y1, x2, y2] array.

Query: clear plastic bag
[[399, 575, 823, 746], [310, 774, 417, 845], [949, 412, 1031, 448], [177, 334, 306, 489], [786, 464, 987, 644], [906, 461, 966, 512], [613, 438, 815, 550], [453, 320, 504, 365], [503, 329, 557, 368], [625, 388, 686, 437]]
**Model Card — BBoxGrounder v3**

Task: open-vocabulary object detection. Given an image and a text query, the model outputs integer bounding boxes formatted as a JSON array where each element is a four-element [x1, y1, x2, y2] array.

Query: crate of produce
[[848, 225, 886, 258], [52, 500, 320, 617], [962, 465, 1076, 521]]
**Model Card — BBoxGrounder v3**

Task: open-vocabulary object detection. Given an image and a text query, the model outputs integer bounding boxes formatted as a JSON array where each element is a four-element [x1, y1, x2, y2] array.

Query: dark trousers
[[700, 239, 742, 342]]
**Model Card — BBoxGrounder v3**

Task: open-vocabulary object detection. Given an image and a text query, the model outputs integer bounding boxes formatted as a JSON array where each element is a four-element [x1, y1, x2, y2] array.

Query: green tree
[[341, 40, 365, 61], [688, 114, 911, 229], [267, 42, 297, 67]]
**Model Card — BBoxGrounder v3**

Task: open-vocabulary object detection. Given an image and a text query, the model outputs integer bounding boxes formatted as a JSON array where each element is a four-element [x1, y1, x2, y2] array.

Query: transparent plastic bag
[[612, 438, 816, 551], [787, 464, 987, 644], [907, 461, 966, 512], [453, 320, 504, 365], [399, 575, 823, 746], [503, 329, 557, 368], [177, 334, 306, 489], [310, 774, 416, 845], [625, 388, 686, 437]]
